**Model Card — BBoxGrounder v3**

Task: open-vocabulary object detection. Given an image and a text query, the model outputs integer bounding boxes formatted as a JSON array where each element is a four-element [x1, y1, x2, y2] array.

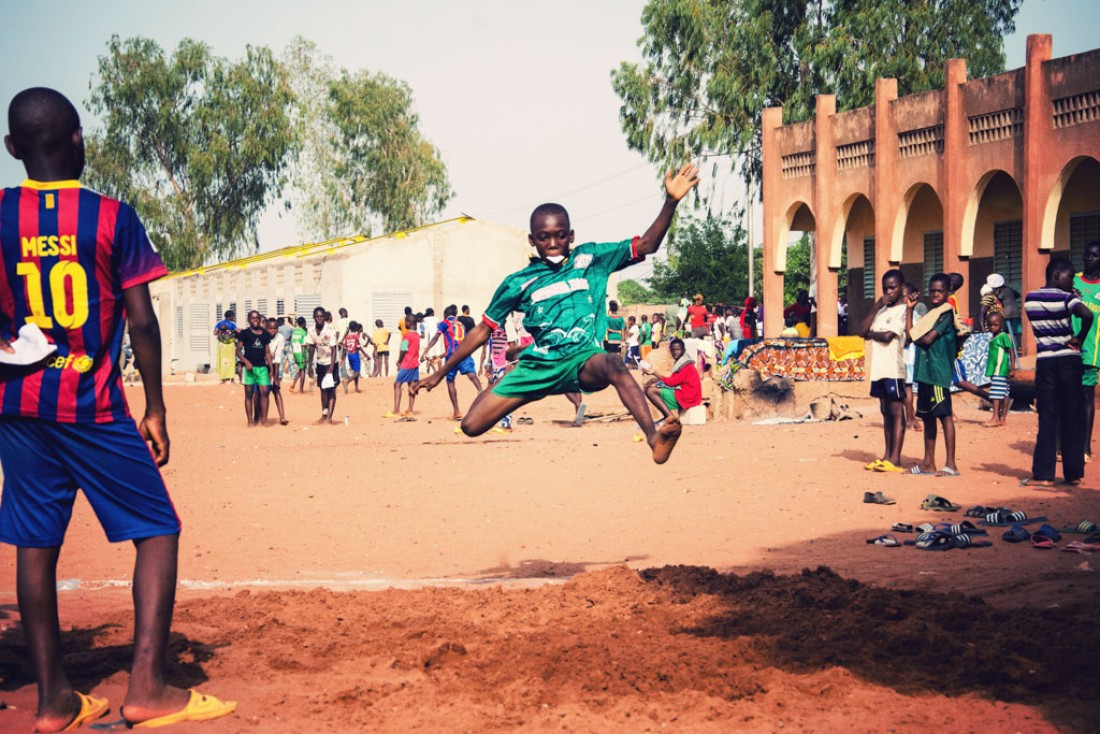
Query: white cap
[[981, 284, 993, 296], [987, 273, 1005, 288]]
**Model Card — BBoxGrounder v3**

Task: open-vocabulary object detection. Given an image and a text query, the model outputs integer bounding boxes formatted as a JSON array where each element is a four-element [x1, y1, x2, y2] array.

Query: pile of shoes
[[865, 496, 1100, 553]]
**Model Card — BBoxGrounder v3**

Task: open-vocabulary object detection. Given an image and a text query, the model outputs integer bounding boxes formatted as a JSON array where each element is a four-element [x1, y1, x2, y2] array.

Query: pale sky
[[1, 0, 1096, 282]]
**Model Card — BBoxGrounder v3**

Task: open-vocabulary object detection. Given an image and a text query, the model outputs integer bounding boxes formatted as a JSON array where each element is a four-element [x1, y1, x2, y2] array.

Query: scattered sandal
[[1031, 533, 1057, 549], [874, 460, 905, 473], [867, 534, 901, 547], [1062, 541, 1099, 554], [964, 505, 992, 518], [951, 533, 992, 549], [1002, 524, 1032, 543], [921, 494, 961, 512], [863, 491, 897, 505], [891, 523, 914, 533], [980, 509, 1048, 527], [1057, 520, 1098, 535]]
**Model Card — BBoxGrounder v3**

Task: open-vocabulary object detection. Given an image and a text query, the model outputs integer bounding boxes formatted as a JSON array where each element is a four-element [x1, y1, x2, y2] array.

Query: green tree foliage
[[613, 0, 1020, 184], [327, 70, 452, 236], [617, 279, 657, 305], [85, 36, 296, 271], [781, 233, 848, 306], [282, 39, 452, 240], [646, 214, 762, 303]]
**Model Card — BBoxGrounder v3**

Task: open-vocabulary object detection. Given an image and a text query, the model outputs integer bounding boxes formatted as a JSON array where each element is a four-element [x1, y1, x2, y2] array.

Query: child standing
[[858, 269, 911, 473], [235, 310, 274, 426], [0, 87, 234, 729], [981, 311, 1014, 427], [289, 316, 309, 393], [415, 163, 699, 463], [901, 282, 927, 432], [1073, 240, 1100, 461], [343, 321, 364, 394], [265, 318, 289, 425], [605, 300, 625, 355], [387, 314, 421, 418], [372, 319, 391, 377], [625, 315, 641, 368], [909, 273, 960, 476], [1022, 258, 1093, 487], [306, 306, 340, 424]]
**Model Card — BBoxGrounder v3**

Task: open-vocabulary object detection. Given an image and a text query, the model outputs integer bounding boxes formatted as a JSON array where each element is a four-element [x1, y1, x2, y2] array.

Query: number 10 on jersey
[[16, 260, 89, 329]]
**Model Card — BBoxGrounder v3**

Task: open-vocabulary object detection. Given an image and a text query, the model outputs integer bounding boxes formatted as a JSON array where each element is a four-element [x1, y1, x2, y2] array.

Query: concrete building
[[761, 34, 1100, 352], [151, 217, 529, 373]]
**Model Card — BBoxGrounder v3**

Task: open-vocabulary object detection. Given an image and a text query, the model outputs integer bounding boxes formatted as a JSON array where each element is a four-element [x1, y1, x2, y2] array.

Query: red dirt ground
[[2, 374, 1099, 732]]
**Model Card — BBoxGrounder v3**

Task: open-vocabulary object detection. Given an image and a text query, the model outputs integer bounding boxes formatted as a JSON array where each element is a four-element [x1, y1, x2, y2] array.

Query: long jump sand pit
[[2, 377, 1099, 732]]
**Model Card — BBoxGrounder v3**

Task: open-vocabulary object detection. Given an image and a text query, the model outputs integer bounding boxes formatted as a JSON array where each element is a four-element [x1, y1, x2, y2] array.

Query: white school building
[[150, 217, 531, 373]]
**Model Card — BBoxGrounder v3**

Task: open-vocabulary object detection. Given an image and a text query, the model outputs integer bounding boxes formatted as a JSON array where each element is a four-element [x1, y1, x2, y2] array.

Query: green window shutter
[[1070, 212, 1100, 271], [862, 236, 876, 298], [993, 220, 1022, 294], [923, 231, 944, 277]]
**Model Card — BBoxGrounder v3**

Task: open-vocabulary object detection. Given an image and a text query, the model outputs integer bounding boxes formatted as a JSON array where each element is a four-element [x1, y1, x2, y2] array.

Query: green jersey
[[290, 327, 308, 354], [986, 332, 1014, 377], [640, 321, 652, 343], [913, 311, 956, 388], [484, 239, 638, 364], [1073, 273, 1100, 367], [605, 314, 625, 343]]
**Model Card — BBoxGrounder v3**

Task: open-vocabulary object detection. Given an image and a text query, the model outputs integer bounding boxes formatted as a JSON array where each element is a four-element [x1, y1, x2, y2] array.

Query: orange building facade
[[762, 35, 1100, 353]]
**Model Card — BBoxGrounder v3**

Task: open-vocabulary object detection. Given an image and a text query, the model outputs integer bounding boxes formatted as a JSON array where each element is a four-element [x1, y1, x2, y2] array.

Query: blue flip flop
[[1002, 524, 1031, 543]]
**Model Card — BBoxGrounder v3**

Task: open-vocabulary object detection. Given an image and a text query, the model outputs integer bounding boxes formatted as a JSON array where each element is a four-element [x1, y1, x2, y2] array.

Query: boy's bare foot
[[279, 419, 289, 425], [982, 421, 1000, 428], [649, 416, 682, 464], [450, 412, 463, 421], [907, 421, 922, 431]]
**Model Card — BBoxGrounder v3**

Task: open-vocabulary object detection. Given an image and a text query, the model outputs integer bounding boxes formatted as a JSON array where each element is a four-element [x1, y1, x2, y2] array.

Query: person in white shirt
[[265, 318, 289, 425], [306, 306, 341, 424]]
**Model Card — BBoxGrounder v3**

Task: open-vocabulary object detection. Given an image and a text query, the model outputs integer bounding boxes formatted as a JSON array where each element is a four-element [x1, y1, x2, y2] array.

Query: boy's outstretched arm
[[634, 163, 700, 257], [122, 283, 170, 466], [414, 322, 492, 395]]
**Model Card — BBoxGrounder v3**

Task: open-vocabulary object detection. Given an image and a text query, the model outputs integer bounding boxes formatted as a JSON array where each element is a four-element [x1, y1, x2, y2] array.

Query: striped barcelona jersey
[[0, 180, 168, 423], [439, 316, 466, 356], [1024, 287, 1083, 360]]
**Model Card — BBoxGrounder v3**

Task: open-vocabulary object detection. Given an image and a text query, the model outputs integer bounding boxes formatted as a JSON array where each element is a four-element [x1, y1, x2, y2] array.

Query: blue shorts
[[396, 367, 420, 384], [347, 353, 362, 374], [446, 356, 476, 382], [0, 418, 181, 547]]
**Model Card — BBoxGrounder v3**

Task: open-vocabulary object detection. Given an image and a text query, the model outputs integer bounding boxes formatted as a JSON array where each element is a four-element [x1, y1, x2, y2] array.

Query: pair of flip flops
[[980, 509, 1048, 527], [1058, 520, 1098, 535], [516, 417, 534, 425], [904, 530, 992, 550], [921, 494, 961, 512], [91, 690, 236, 730], [863, 491, 896, 505]]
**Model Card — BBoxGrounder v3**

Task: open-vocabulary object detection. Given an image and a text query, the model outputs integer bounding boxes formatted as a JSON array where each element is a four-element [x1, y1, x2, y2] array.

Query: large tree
[[326, 69, 452, 235], [85, 36, 297, 271], [646, 214, 761, 304], [613, 0, 1020, 186], [281, 39, 453, 241]]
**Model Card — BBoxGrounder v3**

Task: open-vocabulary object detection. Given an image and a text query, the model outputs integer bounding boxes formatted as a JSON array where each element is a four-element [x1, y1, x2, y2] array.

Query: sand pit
[[2, 375, 1099, 732]]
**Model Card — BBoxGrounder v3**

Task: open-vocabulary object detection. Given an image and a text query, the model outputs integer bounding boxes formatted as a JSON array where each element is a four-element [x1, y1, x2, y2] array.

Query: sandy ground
[[1, 371, 1099, 732]]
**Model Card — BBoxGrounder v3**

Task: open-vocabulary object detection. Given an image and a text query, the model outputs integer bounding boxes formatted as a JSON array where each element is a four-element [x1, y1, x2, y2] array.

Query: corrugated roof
[[164, 215, 477, 281]]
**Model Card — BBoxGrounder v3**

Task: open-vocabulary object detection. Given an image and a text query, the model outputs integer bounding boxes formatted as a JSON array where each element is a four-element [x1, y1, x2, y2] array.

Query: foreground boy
[[415, 163, 699, 464], [858, 269, 911, 473], [0, 88, 234, 730]]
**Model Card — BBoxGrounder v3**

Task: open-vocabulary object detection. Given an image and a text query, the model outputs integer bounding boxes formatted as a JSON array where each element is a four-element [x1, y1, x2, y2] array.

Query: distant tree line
[[85, 35, 452, 271]]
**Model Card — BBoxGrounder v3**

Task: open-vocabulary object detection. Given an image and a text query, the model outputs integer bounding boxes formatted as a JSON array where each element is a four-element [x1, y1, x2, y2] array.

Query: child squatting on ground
[[413, 163, 701, 464], [0, 87, 235, 730]]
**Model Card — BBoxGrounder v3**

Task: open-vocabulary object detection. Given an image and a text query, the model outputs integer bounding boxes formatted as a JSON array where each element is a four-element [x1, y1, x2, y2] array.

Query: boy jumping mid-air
[[414, 163, 699, 464]]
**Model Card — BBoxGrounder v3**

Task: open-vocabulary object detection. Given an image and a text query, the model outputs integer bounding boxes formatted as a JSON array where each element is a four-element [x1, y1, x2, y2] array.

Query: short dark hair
[[948, 272, 964, 292], [928, 272, 951, 290], [882, 269, 905, 286], [296, 317, 307, 327], [224, 310, 235, 320], [1047, 257, 1074, 282], [1085, 240, 1100, 255], [313, 306, 326, 317], [608, 300, 619, 312], [425, 307, 435, 317], [669, 337, 685, 351], [530, 203, 570, 231], [461, 305, 470, 313], [8, 87, 80, 155], [444, 304, 457, 317]]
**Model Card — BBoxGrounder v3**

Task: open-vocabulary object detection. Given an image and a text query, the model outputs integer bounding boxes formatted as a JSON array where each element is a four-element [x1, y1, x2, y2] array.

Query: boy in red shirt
[[386, 314, 421, 418]]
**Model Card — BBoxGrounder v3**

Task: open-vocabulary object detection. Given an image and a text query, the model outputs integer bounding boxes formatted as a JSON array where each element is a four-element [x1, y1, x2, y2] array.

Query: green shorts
[[242, 366, 271, 387], [1084, 364, 1099, 388], [293, 352, 306, 369], [660, 387, 679, 413], [490, 347, 604, 399]]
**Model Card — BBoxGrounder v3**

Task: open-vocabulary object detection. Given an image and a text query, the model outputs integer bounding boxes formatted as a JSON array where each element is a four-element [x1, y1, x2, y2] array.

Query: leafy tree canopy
[[617, 279, 657, 305], [646, 214, 761, 304], [283, 39, 452, 240], [613, 0, 1020, 186], [85, 36, 297, 271]]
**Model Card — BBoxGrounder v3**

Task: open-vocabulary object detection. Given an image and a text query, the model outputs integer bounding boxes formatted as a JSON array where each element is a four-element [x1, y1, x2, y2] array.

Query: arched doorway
[[896, 184, 945, 298], [834, 194, 874, 332], [1044, 156, 1100, 269], [966, 171, 1023, 312], [769, 201, 816, 337]]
